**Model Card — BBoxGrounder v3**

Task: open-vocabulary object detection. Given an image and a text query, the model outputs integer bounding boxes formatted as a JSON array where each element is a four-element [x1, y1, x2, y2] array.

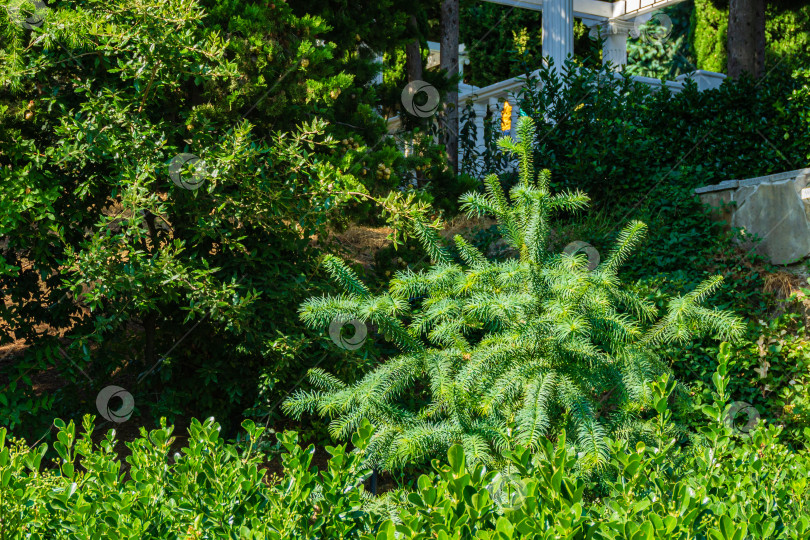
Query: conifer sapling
[[284, 116, 743, 470]]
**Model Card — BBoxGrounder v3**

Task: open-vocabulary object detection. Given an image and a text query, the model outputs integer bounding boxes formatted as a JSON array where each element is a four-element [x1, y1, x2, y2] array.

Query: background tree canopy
[[691, 0, 810, 73]]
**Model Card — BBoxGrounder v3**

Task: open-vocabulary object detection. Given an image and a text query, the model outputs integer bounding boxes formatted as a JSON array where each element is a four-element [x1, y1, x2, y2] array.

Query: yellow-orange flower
[[501, 101, 513, 131]]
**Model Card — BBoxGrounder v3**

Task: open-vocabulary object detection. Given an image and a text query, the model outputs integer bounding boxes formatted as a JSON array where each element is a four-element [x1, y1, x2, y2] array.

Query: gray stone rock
[[696, 168, 810, 265], [731, 181, 810, 264]]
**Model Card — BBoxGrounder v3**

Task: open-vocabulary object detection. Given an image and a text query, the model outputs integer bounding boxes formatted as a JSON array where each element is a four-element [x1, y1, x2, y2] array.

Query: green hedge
[[515, 63, 810, 204], [459, 62, 809, 219], [2, 348, 810, 538]]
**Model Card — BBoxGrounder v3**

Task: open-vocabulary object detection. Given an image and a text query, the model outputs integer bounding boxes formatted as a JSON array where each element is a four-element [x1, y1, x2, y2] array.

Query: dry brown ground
[[322, 215, 498, 270]]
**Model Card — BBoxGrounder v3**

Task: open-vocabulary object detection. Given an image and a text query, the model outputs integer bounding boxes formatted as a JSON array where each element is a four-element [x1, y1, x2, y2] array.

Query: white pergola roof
[[482, 0, 687, 24]]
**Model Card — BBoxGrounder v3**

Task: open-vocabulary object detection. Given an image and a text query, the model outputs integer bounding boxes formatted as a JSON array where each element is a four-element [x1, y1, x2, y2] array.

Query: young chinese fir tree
[[285, 116, 743, 470]]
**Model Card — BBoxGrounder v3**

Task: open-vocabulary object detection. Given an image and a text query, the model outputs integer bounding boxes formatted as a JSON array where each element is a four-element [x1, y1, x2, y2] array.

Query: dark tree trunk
[[405, 15, 423, 83], [728, 0, 766, 78], [440, 0, 459, 173], [754, 0, 766, 75]]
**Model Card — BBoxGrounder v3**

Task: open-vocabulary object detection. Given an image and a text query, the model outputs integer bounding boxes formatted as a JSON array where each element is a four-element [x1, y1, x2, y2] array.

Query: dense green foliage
[[459, 2, 544, 88], [0, 416, 376, 538], [458, 2, 600, 88], [2, 0, 810, 537], [0, 0, 349, 436], [285, 0, 460, 205], [625, 2, 696, 79], [0, 0, 444, 439], [690, 0, 728, 73], [459, 1, 697, 85]]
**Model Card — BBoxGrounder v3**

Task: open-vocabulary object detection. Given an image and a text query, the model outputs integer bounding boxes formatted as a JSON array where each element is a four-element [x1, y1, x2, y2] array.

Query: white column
[[473, 102, 488, 157], [542, 0, 574, 75], [373, 54, 384, 85], [459, 43, 468, 79], [588, 19, 636, 71]]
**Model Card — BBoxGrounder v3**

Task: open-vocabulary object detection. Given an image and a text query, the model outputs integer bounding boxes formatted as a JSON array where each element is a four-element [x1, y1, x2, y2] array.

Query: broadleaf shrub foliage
[[0, 0, 443, 438], [2, 350, 809, 538], [285, 117, 743, 470]]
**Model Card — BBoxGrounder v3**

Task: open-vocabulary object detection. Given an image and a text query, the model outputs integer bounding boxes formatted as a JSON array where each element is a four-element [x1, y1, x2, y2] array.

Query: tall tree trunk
[[440, 0, 459, 174], [728, 0, 765, 78], [405, 15, 423, 83], [754, 0, 766, 76]]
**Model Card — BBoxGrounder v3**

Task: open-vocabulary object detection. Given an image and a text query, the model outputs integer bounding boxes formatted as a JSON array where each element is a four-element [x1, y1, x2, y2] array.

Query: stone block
[[696, 168, 810, 265], [731, 181, 810, 264]]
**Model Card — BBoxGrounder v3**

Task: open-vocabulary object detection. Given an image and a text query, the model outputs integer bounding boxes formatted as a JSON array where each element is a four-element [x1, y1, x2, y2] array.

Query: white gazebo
[[388, 0, 727, 170], [487, 0, 691, 71]]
